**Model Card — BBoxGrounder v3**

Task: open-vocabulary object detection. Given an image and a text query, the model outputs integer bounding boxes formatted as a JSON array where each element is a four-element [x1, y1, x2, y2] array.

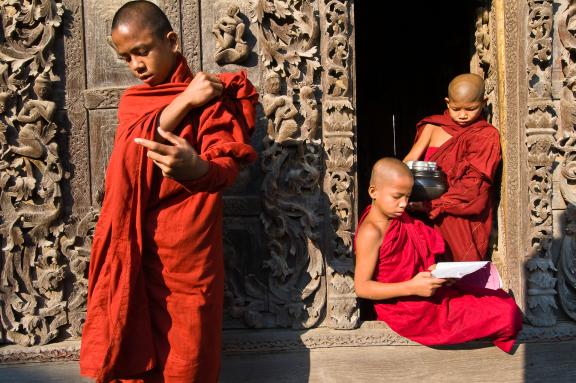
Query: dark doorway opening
[[355, 1, 482, 211], [354, 1, 483, 320]]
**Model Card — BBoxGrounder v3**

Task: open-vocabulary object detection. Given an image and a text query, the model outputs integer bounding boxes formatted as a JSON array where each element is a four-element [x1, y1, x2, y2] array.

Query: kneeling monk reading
[[354, 158, 522, 353]]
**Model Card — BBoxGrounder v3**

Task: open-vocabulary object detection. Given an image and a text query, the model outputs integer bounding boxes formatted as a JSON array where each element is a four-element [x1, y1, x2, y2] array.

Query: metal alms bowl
[[406, 161, 448, 202]]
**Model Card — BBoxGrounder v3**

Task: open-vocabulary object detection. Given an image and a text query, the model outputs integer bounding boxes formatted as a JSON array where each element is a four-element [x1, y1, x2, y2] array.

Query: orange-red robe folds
[[80, 55, 258, 383], [358, 206, 522, 352], [415, 111, 501, 261]]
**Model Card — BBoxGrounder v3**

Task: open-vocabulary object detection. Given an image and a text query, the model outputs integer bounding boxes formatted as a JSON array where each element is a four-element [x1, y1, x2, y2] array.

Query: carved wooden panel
[[319, 0, 358, 329], [555, 0, 576, 324], [250, 0, 327, 329], [0, 0, 69, 346], [525, 0, 558, 327], [88, 110, 117, 203], [83, 0, 182, 89]]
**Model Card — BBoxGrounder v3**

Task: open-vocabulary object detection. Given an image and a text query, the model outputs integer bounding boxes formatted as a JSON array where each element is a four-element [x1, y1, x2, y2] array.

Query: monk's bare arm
[[403, 124, 434, 162], [158, 72, 223, 134], [354, 221, 446, 299]]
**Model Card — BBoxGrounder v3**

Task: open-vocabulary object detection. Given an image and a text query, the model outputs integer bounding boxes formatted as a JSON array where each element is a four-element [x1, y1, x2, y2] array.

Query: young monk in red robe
[[79, 2, 257, 382], [354, 158, 522, 353], [404, 73, 501, 261]]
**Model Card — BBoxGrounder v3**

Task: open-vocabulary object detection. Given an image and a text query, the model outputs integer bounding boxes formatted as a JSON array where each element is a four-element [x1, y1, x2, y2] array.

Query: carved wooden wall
[[0, 0, 357, 347], [3, 0, 576, 351]]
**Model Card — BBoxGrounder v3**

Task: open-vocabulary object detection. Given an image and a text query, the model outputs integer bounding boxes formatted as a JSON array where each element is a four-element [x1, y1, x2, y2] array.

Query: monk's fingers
[[191, 72, 224, 96], [146, 149, 178, 166], [433, 279, 447, 287], [197, 71, 223, 85], [146, 141, 197, 169], [212, 81, 224, 95], [151, 160, 174, 179], [156, 128, 188, 146], [134, 137, 174, 155]]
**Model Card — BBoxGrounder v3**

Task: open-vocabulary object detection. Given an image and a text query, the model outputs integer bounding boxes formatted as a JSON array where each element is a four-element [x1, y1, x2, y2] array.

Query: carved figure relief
[[0, 0, 67, 346], [320, 0, 357, 329], [249, 0, 326, 329], [525, 0, 558, 327], [262, 71, 299, 143], [557, 1, 576, 325], [473, 5, 499, 128], [212, 4, 250, 65], [5, 73, 56, 160]]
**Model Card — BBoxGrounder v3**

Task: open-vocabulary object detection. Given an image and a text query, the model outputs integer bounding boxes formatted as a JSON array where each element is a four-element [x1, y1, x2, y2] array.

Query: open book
[[431, 261, 502, 290], [431, 261, 489, 278]]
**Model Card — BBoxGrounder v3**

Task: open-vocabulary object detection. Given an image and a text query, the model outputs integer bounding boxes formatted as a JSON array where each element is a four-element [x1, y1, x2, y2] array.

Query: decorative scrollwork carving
[[554, 0, 576, 326], [0, 0, 67, 346], [525, 0, 558, 327], [473, 4, 499, 125], [320, 0, 357, 329], [60, 210, 98, 338], [249, 0, 325, 329]]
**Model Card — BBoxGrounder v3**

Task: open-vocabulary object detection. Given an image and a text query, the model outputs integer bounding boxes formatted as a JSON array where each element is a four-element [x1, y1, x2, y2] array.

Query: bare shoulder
[[420, 123, 437, 137], [356, 219, 388, 252], [428, 124, 452, 147]]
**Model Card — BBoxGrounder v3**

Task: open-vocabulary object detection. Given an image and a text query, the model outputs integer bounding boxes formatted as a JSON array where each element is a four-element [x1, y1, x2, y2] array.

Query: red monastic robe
[[415, 111, 501, 261], [79, 55, 258, 383], [358, 206, 522, 352]]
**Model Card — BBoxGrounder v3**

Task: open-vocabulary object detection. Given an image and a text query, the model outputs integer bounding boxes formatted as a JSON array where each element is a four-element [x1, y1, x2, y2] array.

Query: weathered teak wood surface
[[1, 341, 575, 383]]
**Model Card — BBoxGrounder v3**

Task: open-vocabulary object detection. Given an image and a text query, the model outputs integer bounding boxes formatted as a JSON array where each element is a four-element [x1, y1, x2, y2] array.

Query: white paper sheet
[[430, 261, 489, 279]]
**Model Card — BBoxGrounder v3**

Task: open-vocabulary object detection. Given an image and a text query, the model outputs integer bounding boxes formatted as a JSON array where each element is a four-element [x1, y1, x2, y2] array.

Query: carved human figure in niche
[[262, 72, 299, 144], [328, 36, 349, 67], [6, 73, 55, 159], [212, 5, 249, 65], [299, 85, 319, 141], [0, 91, 13, 115]]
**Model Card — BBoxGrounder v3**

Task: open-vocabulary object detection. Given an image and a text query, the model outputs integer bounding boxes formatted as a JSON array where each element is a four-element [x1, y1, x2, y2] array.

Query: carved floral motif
[[246, 0, 325, 329], [473, 4, 499, 126], [320, 0, 357, 329], [525, 0, 558, 327], [0, 0, 68, 345]]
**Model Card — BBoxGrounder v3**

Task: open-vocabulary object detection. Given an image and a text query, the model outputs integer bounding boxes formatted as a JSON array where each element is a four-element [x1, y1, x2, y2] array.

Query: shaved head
[[111, 1, 173, 39], [447, 73, 485, 103], [370, 157, 413, 187]]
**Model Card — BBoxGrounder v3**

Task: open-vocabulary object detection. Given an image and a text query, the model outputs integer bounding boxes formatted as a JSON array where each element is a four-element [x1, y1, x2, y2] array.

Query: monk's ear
[[368, 185, 377, 199], [166, 31, 180, 53], [444, 97, 450, 106]]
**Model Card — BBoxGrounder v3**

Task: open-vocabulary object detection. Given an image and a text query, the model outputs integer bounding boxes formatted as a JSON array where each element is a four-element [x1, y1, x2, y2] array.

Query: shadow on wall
[[523, 205, 576, 382]]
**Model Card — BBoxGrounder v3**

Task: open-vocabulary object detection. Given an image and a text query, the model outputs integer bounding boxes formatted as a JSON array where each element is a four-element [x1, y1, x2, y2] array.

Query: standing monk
[[79, 1, 258, 382], [404, 74, 501, 261]]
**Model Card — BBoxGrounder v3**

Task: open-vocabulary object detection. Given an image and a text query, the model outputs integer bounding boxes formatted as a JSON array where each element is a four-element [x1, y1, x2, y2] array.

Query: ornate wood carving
[[59, 210, 98, 338], [525, 0, 558, 327], [250, 0, 326, 329], [181, 0, 202, 72], [0, 0, 68, 345], [319, 0, 357, 329], [473, 2, 514, 286], [473, 4, 500, 129], [212, 4, 250, 65], [556, 1, 576, 324]]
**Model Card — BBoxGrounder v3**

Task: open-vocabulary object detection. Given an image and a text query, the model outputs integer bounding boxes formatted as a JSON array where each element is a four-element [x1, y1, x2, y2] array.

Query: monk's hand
[[409, 271, 446, 297], [134, 128, 209, 180], [183, 71, 223, 108]]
